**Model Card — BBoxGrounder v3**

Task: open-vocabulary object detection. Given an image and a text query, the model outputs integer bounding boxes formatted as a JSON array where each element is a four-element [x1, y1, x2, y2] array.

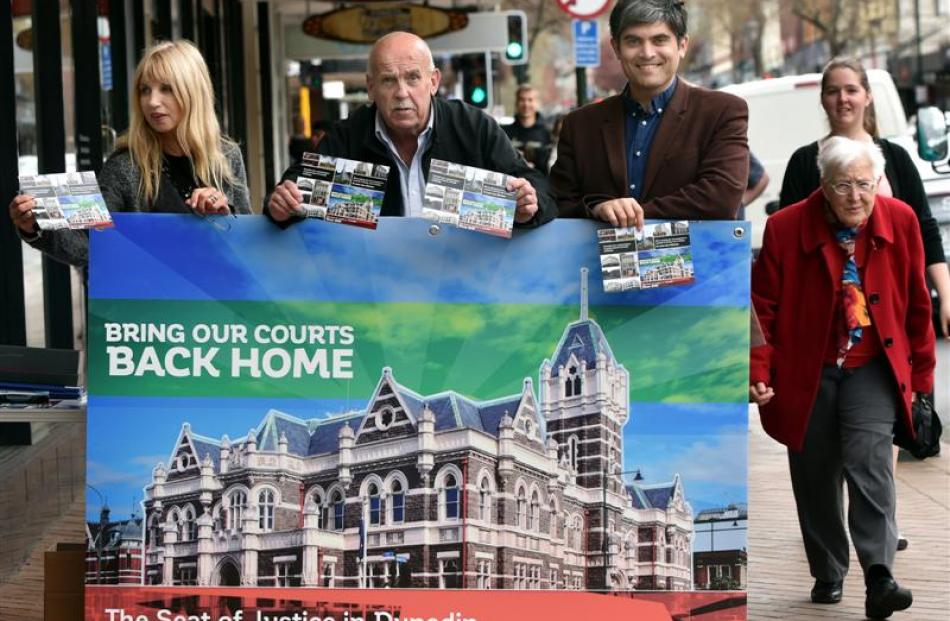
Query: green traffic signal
[[506, 41, 524, 60], [470, 86, 487, 105]]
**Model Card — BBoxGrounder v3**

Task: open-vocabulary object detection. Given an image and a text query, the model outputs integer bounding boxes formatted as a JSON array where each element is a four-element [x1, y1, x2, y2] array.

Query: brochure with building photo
[[295, 152, 389, 229], [423, 159, 516, 238], [18, 171, 113, 230], [598, 221, 694, 292]]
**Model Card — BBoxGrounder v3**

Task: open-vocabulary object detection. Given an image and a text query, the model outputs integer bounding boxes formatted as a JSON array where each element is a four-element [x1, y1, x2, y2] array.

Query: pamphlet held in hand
[[296, 152, 389, 229], [423, 159, 516, 238], [598, 221, 695, 292], [18, 171, 113, 230]]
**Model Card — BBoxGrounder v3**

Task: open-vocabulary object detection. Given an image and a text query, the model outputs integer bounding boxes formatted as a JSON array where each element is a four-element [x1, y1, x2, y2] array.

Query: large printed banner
[[87, 215, 750, 621]]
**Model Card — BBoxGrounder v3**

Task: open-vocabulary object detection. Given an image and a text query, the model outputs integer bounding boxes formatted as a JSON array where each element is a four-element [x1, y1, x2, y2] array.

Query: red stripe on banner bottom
[[85, 587, 678, 621]]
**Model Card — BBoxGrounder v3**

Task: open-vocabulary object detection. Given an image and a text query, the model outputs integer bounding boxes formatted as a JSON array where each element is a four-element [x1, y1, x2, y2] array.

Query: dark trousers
[[788, 356, 898, 583]]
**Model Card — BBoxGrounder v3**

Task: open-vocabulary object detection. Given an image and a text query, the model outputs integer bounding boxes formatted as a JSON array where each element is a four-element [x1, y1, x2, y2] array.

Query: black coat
[[267, 97, 556, 227], [778, 138, 946, 266]]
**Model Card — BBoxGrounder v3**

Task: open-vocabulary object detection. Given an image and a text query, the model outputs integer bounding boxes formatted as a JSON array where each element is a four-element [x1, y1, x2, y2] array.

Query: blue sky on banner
[[89, 215, 750, 308], [86, 396, 746, 522]]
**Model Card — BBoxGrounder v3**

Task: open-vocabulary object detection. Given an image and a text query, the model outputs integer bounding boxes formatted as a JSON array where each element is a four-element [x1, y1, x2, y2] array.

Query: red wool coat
[[751, 189, 935, 451]]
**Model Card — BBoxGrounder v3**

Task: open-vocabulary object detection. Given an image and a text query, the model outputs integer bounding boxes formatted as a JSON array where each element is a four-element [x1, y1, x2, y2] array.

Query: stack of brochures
[[0, 345, 85, 408]]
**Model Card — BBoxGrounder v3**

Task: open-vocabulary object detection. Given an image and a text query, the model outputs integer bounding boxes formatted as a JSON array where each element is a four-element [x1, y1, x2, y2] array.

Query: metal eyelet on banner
[[427, 223, 441, 236], [733, 226, 745, 239]]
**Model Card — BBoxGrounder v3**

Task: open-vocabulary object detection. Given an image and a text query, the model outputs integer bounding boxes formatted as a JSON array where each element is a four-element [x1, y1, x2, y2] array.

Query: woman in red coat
[[750, 136, 934, 619]]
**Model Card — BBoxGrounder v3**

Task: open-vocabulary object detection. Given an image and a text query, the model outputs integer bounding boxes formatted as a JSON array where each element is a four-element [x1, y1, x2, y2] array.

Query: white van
[[720, 70, 908, 249]]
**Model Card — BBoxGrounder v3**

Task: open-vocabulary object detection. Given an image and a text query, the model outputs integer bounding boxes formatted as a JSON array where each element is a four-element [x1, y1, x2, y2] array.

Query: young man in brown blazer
[[551, 0, 749, 226]]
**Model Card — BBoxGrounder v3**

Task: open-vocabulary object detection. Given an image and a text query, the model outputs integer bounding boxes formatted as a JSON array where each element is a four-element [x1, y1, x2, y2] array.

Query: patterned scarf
[[834, 226, 872, 368]]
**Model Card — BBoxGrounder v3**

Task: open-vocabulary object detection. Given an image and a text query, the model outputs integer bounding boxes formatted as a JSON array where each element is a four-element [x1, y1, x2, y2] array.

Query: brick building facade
[[86, 507, 144, 584], [141, 294, 693, 590]]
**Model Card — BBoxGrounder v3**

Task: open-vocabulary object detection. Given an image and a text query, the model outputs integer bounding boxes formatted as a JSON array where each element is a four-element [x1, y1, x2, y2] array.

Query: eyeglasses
[[830, 180, 876, 196]]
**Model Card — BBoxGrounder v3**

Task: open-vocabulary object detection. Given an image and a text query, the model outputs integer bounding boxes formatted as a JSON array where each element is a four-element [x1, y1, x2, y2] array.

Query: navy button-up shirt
[[622, 78, 677, 200]]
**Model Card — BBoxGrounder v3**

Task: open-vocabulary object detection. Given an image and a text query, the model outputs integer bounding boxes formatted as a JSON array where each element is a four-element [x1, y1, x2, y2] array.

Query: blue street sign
[[383, 551, 395, 559], [573, 19, 600, 68], [100, 42, 113, 91], [395, 553, 410, 563]]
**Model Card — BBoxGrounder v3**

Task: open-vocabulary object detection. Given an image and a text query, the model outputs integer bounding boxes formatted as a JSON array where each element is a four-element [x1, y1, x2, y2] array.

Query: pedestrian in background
[[503, 84, 553, 173]]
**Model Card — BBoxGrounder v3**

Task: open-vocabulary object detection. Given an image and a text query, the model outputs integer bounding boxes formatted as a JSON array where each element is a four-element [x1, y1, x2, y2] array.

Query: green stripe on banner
[[88, 299, 748, 402]]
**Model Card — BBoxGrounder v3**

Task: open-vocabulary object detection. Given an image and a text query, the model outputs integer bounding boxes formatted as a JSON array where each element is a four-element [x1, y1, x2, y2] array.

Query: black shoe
[[897, 535, 908, 551], [811, 578, 843, 604], [865, 576, 913, 619]]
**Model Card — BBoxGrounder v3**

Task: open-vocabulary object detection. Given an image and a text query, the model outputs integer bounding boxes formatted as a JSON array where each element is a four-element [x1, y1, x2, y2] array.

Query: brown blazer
[[551, 80, 749, 220]]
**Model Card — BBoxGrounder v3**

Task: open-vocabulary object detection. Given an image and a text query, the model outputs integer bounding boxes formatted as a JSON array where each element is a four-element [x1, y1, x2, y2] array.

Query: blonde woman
[[9, 40, 250, 267]]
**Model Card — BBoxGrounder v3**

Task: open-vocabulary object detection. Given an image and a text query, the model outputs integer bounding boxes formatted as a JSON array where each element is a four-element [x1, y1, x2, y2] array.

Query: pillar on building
[[196, 510, 214, 586], [162, 522, 179, 585], [301, 501, 321, 586], [241, 504, 260, 586]]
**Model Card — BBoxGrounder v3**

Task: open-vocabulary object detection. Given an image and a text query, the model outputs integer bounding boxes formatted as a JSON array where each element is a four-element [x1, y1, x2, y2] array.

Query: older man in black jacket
[[266, 32, 556, 227]]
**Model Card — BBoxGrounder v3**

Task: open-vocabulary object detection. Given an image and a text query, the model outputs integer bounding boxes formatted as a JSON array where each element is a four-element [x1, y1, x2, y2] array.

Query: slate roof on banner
[[625, 480, 679, 511], [183, 370, 536, 458], [549, 319, 617, 378]]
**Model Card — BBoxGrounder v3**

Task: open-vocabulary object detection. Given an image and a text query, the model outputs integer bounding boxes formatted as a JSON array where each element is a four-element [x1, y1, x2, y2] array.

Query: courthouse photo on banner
[[85, 216, 750, 618]]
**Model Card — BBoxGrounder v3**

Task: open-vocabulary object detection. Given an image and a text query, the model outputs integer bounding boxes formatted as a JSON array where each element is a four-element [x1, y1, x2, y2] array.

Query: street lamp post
[[88, 484, 107, 584], [602, 466, 643, 590]]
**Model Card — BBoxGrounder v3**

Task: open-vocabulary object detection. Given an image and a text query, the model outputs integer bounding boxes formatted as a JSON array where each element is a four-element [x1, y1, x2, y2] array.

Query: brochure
[[18, 171, 113, 230], [295, 152, 389, 229], [423, 159, 516, 238], [597, 221, 695, 292]]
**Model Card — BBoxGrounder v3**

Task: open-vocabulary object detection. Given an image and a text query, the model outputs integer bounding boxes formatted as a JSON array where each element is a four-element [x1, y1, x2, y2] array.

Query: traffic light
[[459, 52, 492, 109], [502, 12, 527, 65]]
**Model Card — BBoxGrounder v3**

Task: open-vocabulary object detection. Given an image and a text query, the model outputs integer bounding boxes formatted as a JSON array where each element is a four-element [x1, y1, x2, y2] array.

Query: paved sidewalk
[[747, 405, 950, 620]]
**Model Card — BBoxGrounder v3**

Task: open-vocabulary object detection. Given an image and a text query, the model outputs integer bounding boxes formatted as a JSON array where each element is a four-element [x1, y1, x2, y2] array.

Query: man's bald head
[[366, 31, 441, 141], [368, 32, 435, 77]]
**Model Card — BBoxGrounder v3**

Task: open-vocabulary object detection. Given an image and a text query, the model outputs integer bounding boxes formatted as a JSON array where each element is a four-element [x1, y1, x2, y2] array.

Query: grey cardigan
[[21, 142, 251, 267]]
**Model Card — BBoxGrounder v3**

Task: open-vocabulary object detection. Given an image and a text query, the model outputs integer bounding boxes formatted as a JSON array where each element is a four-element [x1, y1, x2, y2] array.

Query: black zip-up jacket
[[265, 97, 557, 228]]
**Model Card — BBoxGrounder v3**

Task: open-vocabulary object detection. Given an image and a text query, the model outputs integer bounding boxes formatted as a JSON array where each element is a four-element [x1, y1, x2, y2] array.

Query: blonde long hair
[[119, 40, 236, 204]]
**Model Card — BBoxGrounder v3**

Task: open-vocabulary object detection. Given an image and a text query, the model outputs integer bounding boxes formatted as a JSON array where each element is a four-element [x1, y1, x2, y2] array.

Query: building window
[[439, 558, 461, 589], [390, 480, 405, 524], [443, 474, 460, 520], [322, 562, 335, 587], [375, 406, 395, 430], [368, 483, 382, 526], [529, 565, 541, 589], [332, 491, 345, 531], [565, 365, 582, 397], [258, 489, 275, 532], [310, 491, 325, 529], [529, 490, 540, 531], [549, 568, 559, 589], [476, 559, 492, 589], [148, 514, 162, 546], [479, 478, 492, 522], [549, 500, 558, 538], [568, 436, 579, 471], [568, 515, 584, 552], [170, 511, 181, 541], [227, 490, 247, 531], [178, 567, 196, 586], [516, 488, 527, 528], [181, 507, 196, 541], [272, 561, 291, 587]]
